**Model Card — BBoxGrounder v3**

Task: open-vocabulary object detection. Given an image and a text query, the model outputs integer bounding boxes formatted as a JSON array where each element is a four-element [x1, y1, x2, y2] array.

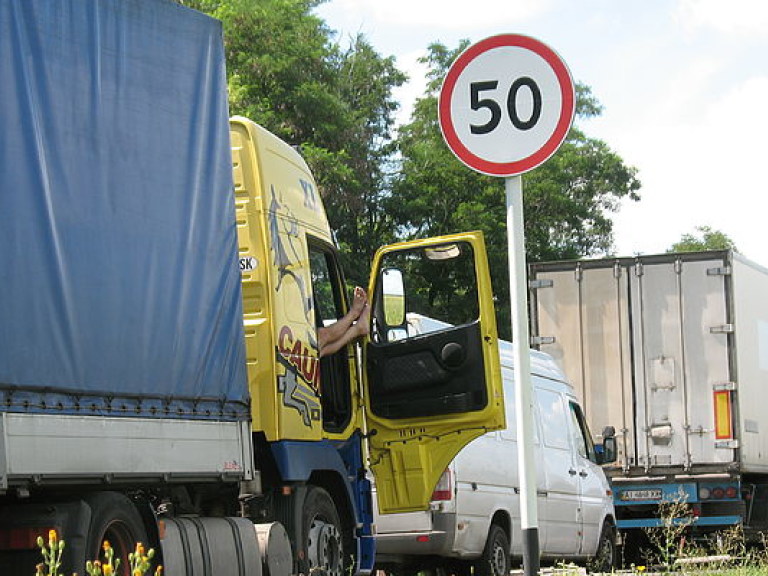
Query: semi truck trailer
[[529, 250, 768, 546]]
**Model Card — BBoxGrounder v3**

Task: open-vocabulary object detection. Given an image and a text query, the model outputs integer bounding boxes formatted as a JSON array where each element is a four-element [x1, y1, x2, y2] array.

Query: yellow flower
[[103, 540, 112, 552], [104, 563, 114, 576], [636, 566, 646, 573]]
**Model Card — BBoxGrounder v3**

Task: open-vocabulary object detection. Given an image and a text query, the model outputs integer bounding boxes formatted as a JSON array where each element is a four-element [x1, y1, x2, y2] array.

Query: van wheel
[[590, 522, 617, 573], [474, 524, 510, 576]]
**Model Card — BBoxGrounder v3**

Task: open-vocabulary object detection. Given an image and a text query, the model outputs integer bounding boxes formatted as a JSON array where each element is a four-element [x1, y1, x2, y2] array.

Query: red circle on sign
[[439, 34, 575, 177]]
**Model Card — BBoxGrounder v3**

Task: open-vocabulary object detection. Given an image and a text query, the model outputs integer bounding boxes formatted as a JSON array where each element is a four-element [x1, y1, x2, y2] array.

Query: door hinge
[[713, 382, 737, 391], [715, 440, 739, 449], [710, 324, 734, 334], [529, 279, 553, 290], [707, 266, 731, 277]]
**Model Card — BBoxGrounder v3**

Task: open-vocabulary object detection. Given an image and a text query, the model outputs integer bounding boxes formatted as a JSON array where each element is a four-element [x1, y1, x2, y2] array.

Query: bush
[[35, 530, 162, 576]]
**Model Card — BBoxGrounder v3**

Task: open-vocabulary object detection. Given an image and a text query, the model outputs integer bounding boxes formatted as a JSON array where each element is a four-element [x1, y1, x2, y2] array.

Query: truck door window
[[367, 240, 488, 419], [309, 244, 352, 432], [371, 241, 479, 341]]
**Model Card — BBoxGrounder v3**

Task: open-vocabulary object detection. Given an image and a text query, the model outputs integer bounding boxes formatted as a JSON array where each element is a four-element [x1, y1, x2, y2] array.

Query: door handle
[[568, 468, 577, 476], [579, 470, 588, 478]]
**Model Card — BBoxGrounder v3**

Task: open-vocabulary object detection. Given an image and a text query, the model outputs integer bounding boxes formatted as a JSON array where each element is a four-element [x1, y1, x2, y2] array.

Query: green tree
[[668, 225, 738, 253], [389, 42, 641, 336], [182, 0, 405, 286]]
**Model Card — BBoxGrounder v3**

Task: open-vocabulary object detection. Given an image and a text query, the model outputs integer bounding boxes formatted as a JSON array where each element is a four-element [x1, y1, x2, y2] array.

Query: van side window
[[500, 372, 540, 443], [568, 401, 597, 462], [536, 388, 569, 450]]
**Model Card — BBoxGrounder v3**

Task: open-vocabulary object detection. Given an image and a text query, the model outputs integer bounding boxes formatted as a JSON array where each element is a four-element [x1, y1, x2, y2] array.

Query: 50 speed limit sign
[[439, 34, 575, 177]]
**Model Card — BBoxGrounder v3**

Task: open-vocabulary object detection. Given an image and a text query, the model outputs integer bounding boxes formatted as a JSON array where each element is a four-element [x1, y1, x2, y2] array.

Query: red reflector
[[431, 489, 452, 501], [726, 487, 738, 499], [713, 488, 725, 499], [416, 535, 430, 543], [692, 504, 701, 518], [0, 527, 55, 551], [431, 468, 452, 502]]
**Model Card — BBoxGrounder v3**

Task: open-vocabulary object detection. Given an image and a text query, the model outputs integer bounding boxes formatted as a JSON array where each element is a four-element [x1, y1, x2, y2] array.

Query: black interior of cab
[[320, 348, 352, 432], [366, 320, 487, 419]]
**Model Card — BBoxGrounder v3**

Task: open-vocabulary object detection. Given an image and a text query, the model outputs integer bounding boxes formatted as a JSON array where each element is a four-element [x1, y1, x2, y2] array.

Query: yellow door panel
[[364, 231, 505, 513]]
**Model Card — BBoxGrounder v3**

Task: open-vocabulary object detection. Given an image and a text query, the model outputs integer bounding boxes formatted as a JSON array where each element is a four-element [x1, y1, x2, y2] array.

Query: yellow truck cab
[[230, 116, 506, 572]]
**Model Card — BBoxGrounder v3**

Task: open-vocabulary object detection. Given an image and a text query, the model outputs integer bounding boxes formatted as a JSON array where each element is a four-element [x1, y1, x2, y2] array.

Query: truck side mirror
[[598, 426, 617, 464], [381, 268, 405, 327], [375, 268, 407, 341]]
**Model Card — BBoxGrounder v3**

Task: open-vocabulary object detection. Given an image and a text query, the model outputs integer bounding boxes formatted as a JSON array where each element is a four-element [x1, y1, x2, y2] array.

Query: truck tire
[[302, 487, 345, 576], [85, 492, 149, 575], [590, 521, 617, 573], [474, 524, 511, 576]]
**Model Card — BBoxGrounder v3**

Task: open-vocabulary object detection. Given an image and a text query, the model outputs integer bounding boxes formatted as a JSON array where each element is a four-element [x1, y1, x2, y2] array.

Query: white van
[[373, 315, 618, 576]]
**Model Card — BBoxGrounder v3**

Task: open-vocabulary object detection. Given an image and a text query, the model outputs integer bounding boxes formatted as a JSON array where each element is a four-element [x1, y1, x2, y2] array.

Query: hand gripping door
[[363, 232, 505, 514]]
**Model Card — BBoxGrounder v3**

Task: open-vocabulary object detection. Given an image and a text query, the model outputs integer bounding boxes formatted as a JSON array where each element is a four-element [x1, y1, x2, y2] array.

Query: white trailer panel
[[530, 251, 768, 477], [0, 413, 254, 490], [731, 255, 768, 473]]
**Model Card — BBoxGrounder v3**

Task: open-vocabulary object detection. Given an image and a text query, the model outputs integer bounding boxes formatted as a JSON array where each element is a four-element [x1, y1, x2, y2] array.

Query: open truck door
[[364, 232, 505, 514]]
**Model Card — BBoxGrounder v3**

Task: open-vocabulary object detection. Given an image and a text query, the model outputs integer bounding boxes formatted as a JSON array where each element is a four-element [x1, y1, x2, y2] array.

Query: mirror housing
[[381, 268, 405, 327], [598, 426, 617, 465]]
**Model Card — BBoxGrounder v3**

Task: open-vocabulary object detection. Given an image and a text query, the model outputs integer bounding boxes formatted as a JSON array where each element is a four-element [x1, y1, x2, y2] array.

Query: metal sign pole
[[439, 35, 573, 576], [506, 174, 539, 576]]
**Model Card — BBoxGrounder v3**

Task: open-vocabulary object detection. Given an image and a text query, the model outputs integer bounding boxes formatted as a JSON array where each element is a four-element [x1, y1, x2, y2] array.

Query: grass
[[34, 530, 161, 576], [614, 490, 768, 575]]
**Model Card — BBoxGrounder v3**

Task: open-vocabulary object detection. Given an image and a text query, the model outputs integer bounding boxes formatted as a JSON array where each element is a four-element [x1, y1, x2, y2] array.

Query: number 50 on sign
[[439, 34, 575, 177]]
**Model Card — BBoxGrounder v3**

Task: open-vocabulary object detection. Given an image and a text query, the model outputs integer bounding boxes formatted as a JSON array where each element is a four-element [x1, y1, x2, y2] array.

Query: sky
[[315, 0, 768, 267]]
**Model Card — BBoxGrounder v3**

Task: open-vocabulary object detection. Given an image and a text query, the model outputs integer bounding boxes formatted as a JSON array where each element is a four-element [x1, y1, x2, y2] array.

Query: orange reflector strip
[[714, 390, 733, 440]]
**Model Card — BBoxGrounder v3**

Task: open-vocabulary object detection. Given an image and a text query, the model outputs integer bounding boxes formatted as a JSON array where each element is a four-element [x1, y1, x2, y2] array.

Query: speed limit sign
[[439, 34, 575, 177]]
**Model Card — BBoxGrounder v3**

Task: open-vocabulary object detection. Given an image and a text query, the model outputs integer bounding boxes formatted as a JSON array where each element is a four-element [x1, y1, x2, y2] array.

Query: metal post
[[506, 175, 539, 576]]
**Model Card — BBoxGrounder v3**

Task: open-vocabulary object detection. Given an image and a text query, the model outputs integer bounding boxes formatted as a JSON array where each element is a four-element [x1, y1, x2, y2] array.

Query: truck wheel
[[474, 524, 511, 576], [302, 487, 345, 576], [590, 522, 617, 573], [85, 492, 148, 575]]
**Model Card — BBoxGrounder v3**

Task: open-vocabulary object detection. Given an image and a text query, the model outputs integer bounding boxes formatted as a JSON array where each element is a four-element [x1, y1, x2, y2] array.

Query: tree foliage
[[668, 225, 738, 253], [388, 42, 641, 335], [175, 7, 642, 334], [182, 0, 405, 286]]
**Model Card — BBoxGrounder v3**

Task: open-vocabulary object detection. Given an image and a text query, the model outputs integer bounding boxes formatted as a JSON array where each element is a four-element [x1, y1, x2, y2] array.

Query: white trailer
[[529, 250, 768, 538]]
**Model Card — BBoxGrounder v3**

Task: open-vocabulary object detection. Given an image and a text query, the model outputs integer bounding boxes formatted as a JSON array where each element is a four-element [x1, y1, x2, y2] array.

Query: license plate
[[619, 489, 663, 501]]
